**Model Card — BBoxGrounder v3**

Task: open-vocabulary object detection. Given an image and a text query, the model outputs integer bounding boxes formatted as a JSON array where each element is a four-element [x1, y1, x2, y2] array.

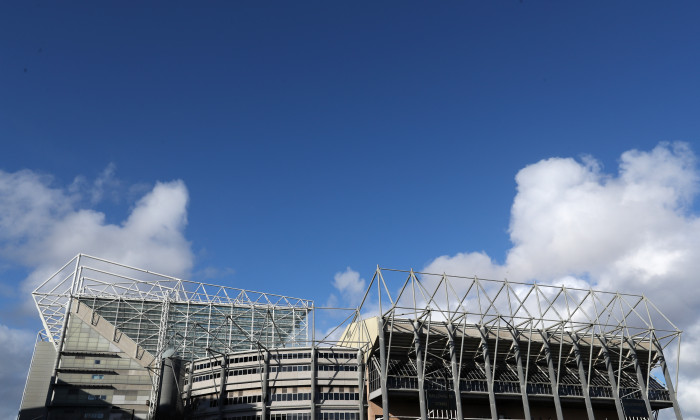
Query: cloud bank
[[0, 167, 193, 419], [423, 142, 700, 420]]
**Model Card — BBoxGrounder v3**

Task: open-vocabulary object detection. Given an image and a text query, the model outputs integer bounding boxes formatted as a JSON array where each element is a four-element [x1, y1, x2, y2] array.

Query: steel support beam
[[150, 298, 171, 420], [509, 329, 531, 420], [626, 338, 652, 418], [377, 317, 390, 420], [479, 325, 498, 420], [311, 347, 317, 420], [218, 355, 227, 419], [539, 331, 563, 420], [185, 353, 194, 415], [599, 335, 625, 420], [262, 350, 270, 420], [447, 324, 464, 420], [653, 338, 683, 420], [569, 333, 594, 420], [413, 321, 428, 420], [358, 349, 366, 420]]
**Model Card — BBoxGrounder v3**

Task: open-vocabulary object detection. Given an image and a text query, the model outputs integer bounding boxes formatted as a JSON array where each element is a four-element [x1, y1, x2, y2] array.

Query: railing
[[367, 363, 672, 403], [649, 389, 670, 401], [557, 384, 584, 397]]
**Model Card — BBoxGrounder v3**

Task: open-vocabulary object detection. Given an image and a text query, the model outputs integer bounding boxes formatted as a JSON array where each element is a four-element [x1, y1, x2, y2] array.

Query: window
[[228, 355, 259, 365], [274, 352, 311, 360], [225, 394, 262, 405], [91, 374, 104, 380], [317, 365, 357, 372], [270, 365, 310, 373], [317, 392, 359, 401], [270, 413, 311, 420], [271, 392, 311, 402], [318, 352, 357, 360], [228, 367, 261, 377], [94, 360, 101, 365], [318, 414, 358, 420]]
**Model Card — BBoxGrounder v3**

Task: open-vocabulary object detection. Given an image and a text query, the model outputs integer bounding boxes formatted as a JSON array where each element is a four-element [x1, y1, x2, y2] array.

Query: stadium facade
[[18, 255, 684, 420]]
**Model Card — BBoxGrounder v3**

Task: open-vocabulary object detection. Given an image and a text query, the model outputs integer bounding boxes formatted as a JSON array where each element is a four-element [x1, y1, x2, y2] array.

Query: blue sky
[[2, 2, 700, 418]]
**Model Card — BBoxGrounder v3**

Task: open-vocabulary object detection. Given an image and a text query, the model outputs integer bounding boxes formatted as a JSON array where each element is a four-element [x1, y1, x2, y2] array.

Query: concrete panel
[[18, 340, 56, 420]]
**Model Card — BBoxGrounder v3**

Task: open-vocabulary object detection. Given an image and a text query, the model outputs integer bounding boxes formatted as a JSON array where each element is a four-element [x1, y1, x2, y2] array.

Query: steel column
[[479, 325, 498, 420], [447, 324, 464, 420], [311, 347, 317, 420], [626, 338, 652, 417], [569, 333, 594, 420], [262, 350, 270, 420], [185, 353, 194, 415], [149, 298, 171, 420], [653, 338, 683, 420], [413, 321, 428, 420], [218, 355, 227, 419], [358, 349, 366, 420], [599, 335, 625, 420], [377, 317, 390, 420], [539, 331, 563, 420], [509, 329, 531, 420]]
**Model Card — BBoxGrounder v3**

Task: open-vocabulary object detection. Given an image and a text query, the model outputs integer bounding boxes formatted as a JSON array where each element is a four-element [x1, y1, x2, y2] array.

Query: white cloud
[[89, 162, 119, 204], [421, 142, 700, 419], [424, 251, 506, 280], [0, 166, 194, 418], [331, 267, 367, 307], [0, 325, 35, 420], [0, 171, 193, 292]]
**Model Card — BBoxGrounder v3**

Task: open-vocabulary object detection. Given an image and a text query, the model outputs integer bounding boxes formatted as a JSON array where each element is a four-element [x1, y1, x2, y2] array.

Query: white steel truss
[[33, 254, 316, 420], [30, 257, 684, 420], [32, 254, 313, 349], [339, 267, 683, 420]]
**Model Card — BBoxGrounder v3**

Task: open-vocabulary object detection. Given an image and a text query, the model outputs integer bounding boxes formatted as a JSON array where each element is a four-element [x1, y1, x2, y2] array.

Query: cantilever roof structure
[[32, 254, 313, 355], [343, 267, 682, 349], [31, 254, 316, 420], [338, 268, 684, 420]]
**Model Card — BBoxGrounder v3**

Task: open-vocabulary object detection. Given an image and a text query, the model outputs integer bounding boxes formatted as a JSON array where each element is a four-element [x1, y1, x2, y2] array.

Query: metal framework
[[28, 257, 685, 420], [32, 254, 314, 420], [339, 267, 683, 420], [33, 254, 313, 349]]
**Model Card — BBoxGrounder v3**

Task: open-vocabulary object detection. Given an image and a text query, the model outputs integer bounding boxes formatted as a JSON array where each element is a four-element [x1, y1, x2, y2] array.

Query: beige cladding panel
[[18, 341, 56, 420], [268, 379, 310, 387]]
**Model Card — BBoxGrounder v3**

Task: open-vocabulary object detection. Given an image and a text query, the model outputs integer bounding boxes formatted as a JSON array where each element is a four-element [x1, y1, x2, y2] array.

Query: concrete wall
[[18, 340, 56, 420]]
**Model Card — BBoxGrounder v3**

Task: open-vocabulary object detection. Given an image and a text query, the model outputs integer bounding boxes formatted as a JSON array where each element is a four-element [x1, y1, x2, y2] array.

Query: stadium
[[18, 254, 683, 420]]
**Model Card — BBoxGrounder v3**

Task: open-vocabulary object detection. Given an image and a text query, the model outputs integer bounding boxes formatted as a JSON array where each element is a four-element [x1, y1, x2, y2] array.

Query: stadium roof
[[340, 268, 682, 355], [32, 254, 313, 349]]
